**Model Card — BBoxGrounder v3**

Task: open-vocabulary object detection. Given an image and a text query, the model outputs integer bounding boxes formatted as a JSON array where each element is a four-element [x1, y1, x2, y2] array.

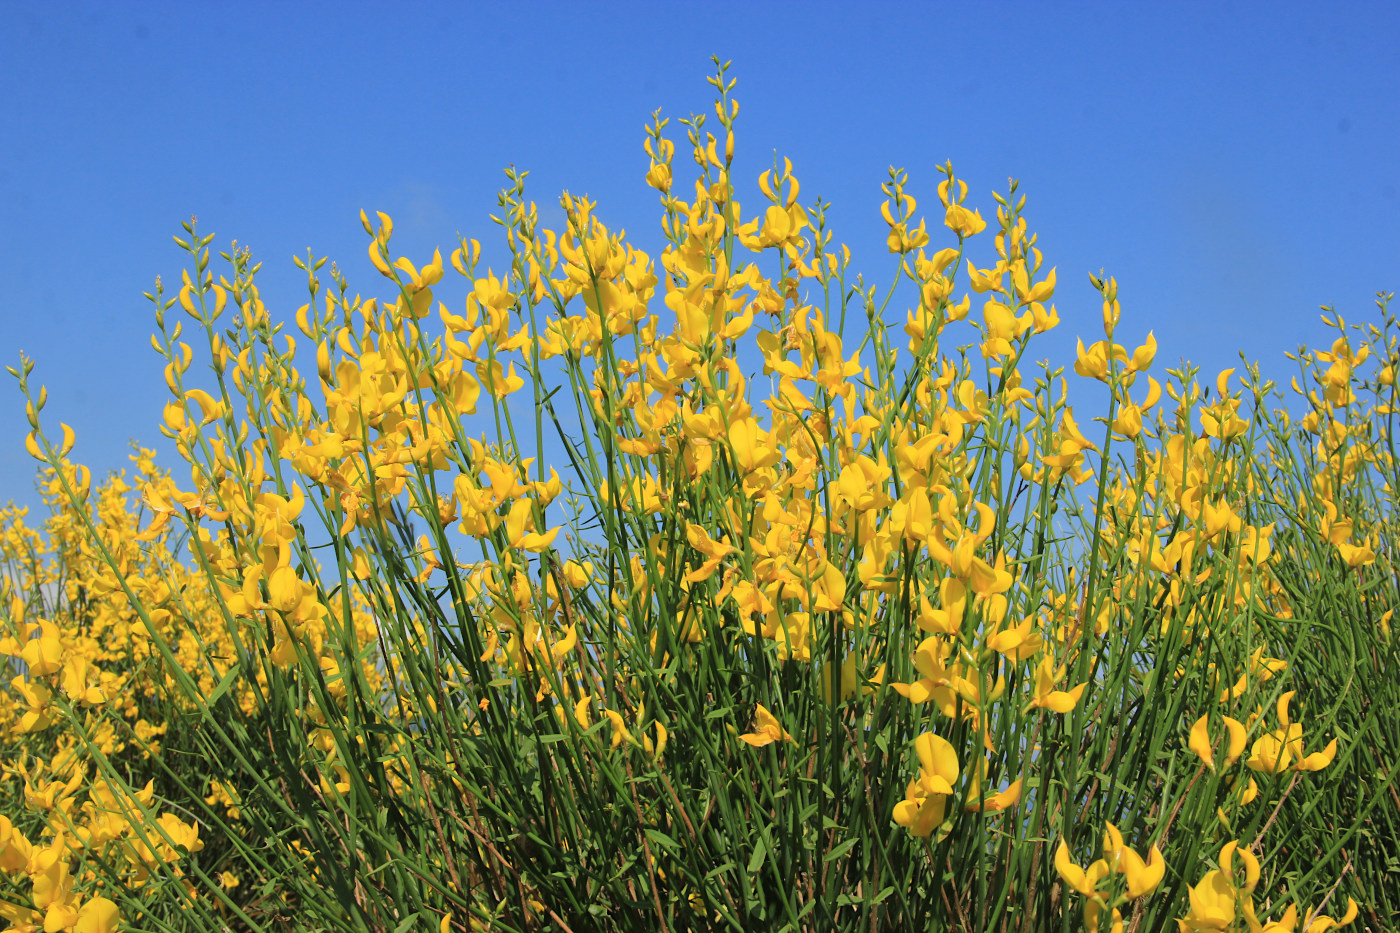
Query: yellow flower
[[963, 776, 1022, 814], [893, 732, 960, 838], [1188, 713, 1248, 771], [1264, 897, 1357, 933], [1057, 824, 1164, 910], [1178, 870, 1237, 932], [1245, 692, 1338, 774], [1218, 647, 1288, 702], [726, 418, 782, 475], [986, 616, 1044, 662], [738, 703, 793, 747], [0, 817, 33, 873], [503, 498, 560, 552], [1027, 655, 1088, 714], [73, 897, 120, 933], [891, 635, 955, 706], [1054, 839, 1110, 898], [1101, 823, 1166, 899], [19, 620, 64, 677], [155, 812, 204, 858], [1083, 902, 1124, 933], [944, 203, 987, 238], [1219, 841, 1259, 896]]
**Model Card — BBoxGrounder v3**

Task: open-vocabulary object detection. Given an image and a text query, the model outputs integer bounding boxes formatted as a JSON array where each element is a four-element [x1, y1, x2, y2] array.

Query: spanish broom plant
[[2, 60, 1396, 932]]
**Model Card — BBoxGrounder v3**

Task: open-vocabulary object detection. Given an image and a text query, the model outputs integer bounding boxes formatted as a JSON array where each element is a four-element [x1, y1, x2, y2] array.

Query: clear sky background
[[2, 1, 1397, 517]]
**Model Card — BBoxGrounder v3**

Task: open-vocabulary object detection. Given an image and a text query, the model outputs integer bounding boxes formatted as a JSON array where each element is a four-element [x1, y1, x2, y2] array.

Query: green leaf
[[746, 837, 767, 875], [823, 838, 858, 862], [206, 662, 241, 707], [703, 861, 736, 883], [645, 828, 679, 851]]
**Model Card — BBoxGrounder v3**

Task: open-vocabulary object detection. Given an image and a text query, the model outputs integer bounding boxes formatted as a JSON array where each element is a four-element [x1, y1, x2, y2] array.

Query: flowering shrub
[[2, 61, 1397, 932]]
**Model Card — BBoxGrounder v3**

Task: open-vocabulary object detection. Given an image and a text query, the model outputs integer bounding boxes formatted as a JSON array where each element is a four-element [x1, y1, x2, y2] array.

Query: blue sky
[[2, 1, 1397, 516]]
